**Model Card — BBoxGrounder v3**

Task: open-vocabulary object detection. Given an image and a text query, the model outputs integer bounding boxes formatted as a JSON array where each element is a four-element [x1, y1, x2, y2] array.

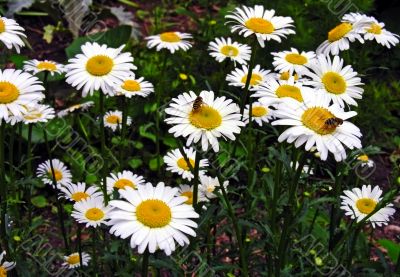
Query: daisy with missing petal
[[226, 64, 273, 90], [277, 71, 299, 81], [272, 92, 362, 162], [226, 5, 295, 48], [0, 251, 16, 276], [59, 182, 103, 202], [165, 90, 245, 152], [62, 252, 91, 269], [0, 17, 26, 53], [243, 99, 274, 126], [357, 154, 375, 168], [340, 185, 395, 227], [199, 175, 229, 200], [145, 32, 192, 53], [0, 69, 45, 120], [57, 101, 94, 118], [106, 170, 145, 194], [104, 110, 132, 132], [363, 18, 399, 48], [65, 42, 136, 97], [303, 55, 364, 107], [108, 182, 199, 255], [113, 73, 154, 98], [208, 37, 251, 65], [72, 197, 111, 228], [272, 48, 316, 76], [37, 159, 72, 188], [23, 59, 65, 76], [163, 147, 209, 181]]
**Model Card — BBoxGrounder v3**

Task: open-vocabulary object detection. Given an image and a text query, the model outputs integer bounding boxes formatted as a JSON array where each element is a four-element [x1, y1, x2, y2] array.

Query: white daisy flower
[[0, 251, 16, 275], [145, 31, 192, 53], [165, 90, 245, 152], [208, 37, 251, 65], [71, 197, 111, 228], [108, 182, 199, 255], [277, 71, 299, 81], [65, 42, 136, 97], [243, 99, 274, 126], [226, 64, 273, 90], [272, 91, 362, 162], [0, 17, 26, 53], [106, 170, 146, 194], [199, 175, 229, 199], [36, 159, 72, 188], [0, 69, 45, 121], [59, 182, 103, 202], [363, 19, 399, 48], [177, 184, 207, 204], [17, 104, 55, 124], [103, 110, 132, 132], [57, 101, 94, 118], [340, 185, 396, 227], [23, 59, 65, 76], [62, 252, 91, 269], [225, 5, 295, 48], [113, 73, 154, 98], [163, 147, 209, 181], [303, 55, 364, 107], [357, 154, 375, 168], [271, 48, 316, 76]]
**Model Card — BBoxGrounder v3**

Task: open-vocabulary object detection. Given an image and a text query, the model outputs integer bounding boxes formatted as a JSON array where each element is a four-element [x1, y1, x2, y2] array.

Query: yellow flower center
[[0, 81, 19, 104], [301, 107, 338, 135], [280, 71, 298, 81], [181, 191, 193, 205], [114, 178, 136, 189], [71, 192, 89, 202], [245, 18, 275, 34], [37, 61, 57, 71], [136, 199, 172, 228], [328, 22, 352, 42], [356, 198, 377, 214], [48, 169, 63, 181], [0, 266, 6, 277], [357, 154, 369, 162], [66, 254, 80, 265], [177, 157, 195, 171], [160, 32, 181, 42], [252, 106, 267, 117], [86, 55, 114, 76], [189, 106, 222, 130], [276, 85, 303, 102], [85, 208, 105, 221], [207, 186, 215, 193], [241, 73, 262, 86], [121, 80, 141, 92], [106, 115, 121, 124], [285, 53, 308, 65], [0, 19, 5, 33], [220, 45, 239, 57], [366, 23, 382, 35], [321, 72, 347, 95]]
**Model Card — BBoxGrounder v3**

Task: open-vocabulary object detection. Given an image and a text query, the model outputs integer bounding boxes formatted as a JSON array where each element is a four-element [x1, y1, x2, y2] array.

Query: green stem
[[99, 91, 109, 204], [239, 39, 258, 116], [92, 228, 97, 273], [0, 123, 9, 254], [76, 113, 89, 141], [141, 250, 149, 277], [346, 226, 361, 268], [120, 97, 128, 170], [270, 159, 282, 233], [329, 163, 345, 251], [192, 151, 201, 209], [27, 124, 33, 225], [77, 223, 83, 268]]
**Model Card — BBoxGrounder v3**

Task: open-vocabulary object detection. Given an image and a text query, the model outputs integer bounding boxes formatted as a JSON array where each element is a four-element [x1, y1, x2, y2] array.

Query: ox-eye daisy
[[272, 48, 316, 76], [57, 101, 94, 118], [363, 18, 399, 48], [0, 69, 44, 120], [165, 90, 245, 152], [0, 17, 26, 52], [106, 170, 145, 194], [21, 104, 55, 124], [146, 32, 192, 53], [65, 42, 135, 97], [357, 154, 375, 168], [163, 147, 209, 181], [108, 182, 199, 255], [113, 73, 154, 98], [226, 5, 295, 48], [177, 184, 206, 205], [208, 37, 251, 65], [36, 159, 72, 188], [23, 59, 65, 76], [59, 182, 103, 202], [62, 252, 91, 269], [272, 92, 362, 162], [340, 185, 395, 227], [243, 99, 274, 126], [0, 251, 15, 276], [303, 55, 363, 107], [72, 197, 111, 228], [199, 175, 229, 200], [226, 64, 273, 90], [104, 110, 132, 132]]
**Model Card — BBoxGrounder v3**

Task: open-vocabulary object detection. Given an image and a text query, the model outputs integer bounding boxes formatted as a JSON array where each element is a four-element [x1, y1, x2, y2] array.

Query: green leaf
[[139, 124, 156, 143], [377, 239, 400, 263], [85, 174, 98, 184], [9, 54, 28, 69], [149, 157, 163, 171], [43, 25, 55, 44], [31, 196, 48, 208], [128, 158, 142, 169]]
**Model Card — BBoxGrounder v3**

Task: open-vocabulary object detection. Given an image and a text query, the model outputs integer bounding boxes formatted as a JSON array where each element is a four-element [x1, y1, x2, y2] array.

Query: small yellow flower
[[209, 20, 217, 25], [315, 257, 323, 266], [179, 73, 188, 80]]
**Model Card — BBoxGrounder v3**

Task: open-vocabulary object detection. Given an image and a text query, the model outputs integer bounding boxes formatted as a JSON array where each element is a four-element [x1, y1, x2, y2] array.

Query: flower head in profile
[[362, 17, 399, 48], [243, 99, 274, 126], [23, 60, 65, 76], [208, 37, 251, 65], [145, 31, 192, 53], [0, 17, 26, 52], [57, 101, 94, 118], [65, 42, 136, 97], [18, 104, 55, 124], [271, 48, 316, 76], [72, 197, 111, 228], [62, 252, 91, 269], [36, 159, 72, 188], [226, 64, 273, 90], [59, 182, 103, 202], [0, 251, 16, 276], [340, 185, 395, 227], [103, 110, 132, 132], [113, 73, 154, 98], [225, 5, 295, 48], [199, 175, 229, 200], [357, 154, 375, 168], [108, 182, 199, 255], [106, 170, 146, 194], [165, 90, 245, 152], [177, 184, 205, 205]]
